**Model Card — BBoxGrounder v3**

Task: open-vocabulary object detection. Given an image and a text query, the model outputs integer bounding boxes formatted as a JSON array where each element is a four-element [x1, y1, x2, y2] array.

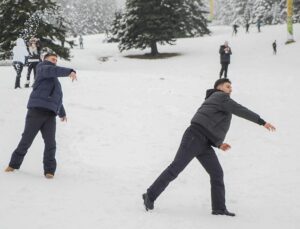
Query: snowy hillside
[[0, 24, 300, 229]]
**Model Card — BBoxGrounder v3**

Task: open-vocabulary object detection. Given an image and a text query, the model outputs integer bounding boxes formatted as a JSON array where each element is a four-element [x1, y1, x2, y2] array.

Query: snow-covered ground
[[1, 24, 300, 229]]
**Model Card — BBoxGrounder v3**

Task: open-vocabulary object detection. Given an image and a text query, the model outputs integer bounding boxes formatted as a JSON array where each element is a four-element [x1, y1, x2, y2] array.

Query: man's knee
[[167, 160, 187, 179]]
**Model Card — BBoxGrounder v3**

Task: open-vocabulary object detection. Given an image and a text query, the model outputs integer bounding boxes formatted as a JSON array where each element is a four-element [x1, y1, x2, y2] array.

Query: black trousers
[[147, 126, 226, 210], [219, 63, 229, 78], [26, 62, 38, 81], [13, 62, 24, 88], [9, 109, 57, 175]]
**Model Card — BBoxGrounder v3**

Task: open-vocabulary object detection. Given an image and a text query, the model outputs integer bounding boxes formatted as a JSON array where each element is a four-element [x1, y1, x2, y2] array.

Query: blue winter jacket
[[27, 60, 75, 117]]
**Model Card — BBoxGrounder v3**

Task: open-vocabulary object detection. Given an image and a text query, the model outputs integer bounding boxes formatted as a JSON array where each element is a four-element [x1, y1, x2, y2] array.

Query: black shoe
[[142, 193, 154, 211], [212, 209, 236, 217]]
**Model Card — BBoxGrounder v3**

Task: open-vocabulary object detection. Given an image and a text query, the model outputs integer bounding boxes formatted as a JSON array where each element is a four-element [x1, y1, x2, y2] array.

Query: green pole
[[286, 0, 295, 44], [209, 0, 214, 21]]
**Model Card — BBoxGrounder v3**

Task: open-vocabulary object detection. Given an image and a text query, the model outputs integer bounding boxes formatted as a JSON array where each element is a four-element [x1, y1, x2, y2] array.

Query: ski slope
[[0, 24, 300, 229]]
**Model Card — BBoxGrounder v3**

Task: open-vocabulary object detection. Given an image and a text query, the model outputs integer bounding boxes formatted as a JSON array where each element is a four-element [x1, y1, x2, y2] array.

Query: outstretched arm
[[221, 95, 264, 125], [219, 95, 276, 151], [39, 64, 76, 79]]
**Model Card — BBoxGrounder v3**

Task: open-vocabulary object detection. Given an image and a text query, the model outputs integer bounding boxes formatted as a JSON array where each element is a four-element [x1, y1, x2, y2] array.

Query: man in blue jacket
[[143, 78, 276, 216], [5, 53, 77, 179]]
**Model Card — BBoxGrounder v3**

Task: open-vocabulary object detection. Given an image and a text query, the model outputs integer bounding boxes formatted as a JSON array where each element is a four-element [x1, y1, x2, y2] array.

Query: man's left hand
[[60, 116, 67, 122]]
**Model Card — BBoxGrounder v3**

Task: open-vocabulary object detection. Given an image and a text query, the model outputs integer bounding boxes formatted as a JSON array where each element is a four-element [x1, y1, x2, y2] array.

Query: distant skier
[[12, 38, 29, 89], [142, 78, 276, 216], [79, 35, 84, 49], [257, 19, 261, 32], [219, 41, 232, 78], [25, 37, 41, 88], [245, 22, 250, 33], [5, 53, 77, 179], [232, 24, 239, 36], [272, 40, 277, 55]]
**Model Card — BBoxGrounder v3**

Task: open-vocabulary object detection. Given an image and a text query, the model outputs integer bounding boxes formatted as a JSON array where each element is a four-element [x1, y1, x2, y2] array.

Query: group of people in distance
[[12, 37, 41, 89]]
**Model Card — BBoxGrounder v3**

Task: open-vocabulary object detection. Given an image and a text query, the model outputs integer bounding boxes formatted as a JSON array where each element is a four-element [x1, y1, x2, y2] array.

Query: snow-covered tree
[[293, 0, 300, 22], [116, 0, 184, 55], [106, 11, 125, 43], [214, 0, 236, 25], [57, 0, 117, 35], [177, 0, 210, 38], [213, 0, 288, 26], [109, 0, 210, 53], [0, 0, 72, 60], [230, 0, 248, 25], [251, 0, 274, 24]]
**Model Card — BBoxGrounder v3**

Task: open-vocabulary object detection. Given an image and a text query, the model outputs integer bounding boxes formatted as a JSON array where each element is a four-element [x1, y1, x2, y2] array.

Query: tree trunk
[[150, 41, 159, 56]]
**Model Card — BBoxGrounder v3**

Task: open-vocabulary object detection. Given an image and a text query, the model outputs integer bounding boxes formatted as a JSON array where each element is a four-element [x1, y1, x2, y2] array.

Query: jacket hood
[[16, 38, 26, 47], [205, 89, 220, 99]]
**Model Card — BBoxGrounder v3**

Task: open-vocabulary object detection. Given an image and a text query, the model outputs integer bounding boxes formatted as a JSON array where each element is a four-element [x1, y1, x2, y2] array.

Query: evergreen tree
[[106, 11, 125, 43], [57, 0, 117, 35], [177, 0, 210, 38], [214, 0, 286, 26], [294, 0, 300, 23], [214, 0, 235, 25], [231, 0, 248, 25], [0, 0, 72, 60], [118, 0, 184, 55], [244, 0, 255, 25], [250, 0, 273, 24]]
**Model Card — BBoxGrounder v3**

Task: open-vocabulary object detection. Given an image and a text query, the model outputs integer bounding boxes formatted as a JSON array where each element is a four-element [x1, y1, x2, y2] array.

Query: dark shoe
[[142, 193, 154, 211], [212, 209, 236, 217], [24, 80, 30, 88]]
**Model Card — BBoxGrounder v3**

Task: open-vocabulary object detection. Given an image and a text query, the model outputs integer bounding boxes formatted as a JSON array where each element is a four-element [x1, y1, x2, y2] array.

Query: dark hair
[[44, 53, 57, 60], [214, 78, 231, 89]]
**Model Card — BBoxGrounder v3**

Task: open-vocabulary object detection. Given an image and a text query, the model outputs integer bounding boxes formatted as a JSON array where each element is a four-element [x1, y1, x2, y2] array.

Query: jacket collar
[[43, 60, 56, 66]]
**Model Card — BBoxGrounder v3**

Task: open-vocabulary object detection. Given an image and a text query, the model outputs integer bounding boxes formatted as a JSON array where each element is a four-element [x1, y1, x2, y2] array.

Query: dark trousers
[[13, 62, 24, 88], [27, 62, 38, 81], [9, 109, 57, 175], [147, 126, 226, 210], [219, 63, 229, 78]]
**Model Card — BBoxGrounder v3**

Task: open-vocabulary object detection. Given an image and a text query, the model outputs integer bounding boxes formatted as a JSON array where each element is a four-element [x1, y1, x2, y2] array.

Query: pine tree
[[251, 0, 273, 24], [0, 0, 72, 60], [231, 0, 248, 25], [214, 0, 286, 26], [57, 0, 117, 35], [294, 0, 300, 23], [106, 11, 125, 43], [215, 0, 235, 25], [177, 0, 210, 38], [117, 0, 184, 55]]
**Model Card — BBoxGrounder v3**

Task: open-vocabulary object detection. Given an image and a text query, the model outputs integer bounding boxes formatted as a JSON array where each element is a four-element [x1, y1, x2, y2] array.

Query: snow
[[1, 24, 300, 229]]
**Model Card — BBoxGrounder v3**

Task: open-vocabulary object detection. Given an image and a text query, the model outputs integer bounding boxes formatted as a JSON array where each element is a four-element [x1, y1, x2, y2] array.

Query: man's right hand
[[264, 123, 276, 131], [69, 72, 77, 82], [219, 143, 231, 151]]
